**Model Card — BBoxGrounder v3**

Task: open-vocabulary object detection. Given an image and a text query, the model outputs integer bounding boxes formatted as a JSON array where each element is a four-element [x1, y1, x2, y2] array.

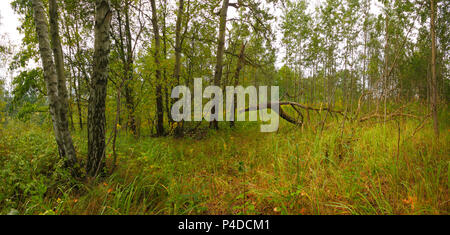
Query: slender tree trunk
[[173, 0, 185, 136], [211, 0, 229, 129], [112, 2, 136, 136], [363, 2, 368, 98], [162, 1, 172, 128], [150, 0, 165, 136], [173, 0, 184, 88], [124, 85, 137, 135], [111, 82, 122, 173], [230, 41, 246, 128], [430, 0, 439, 138], [87, 0, 112, 177], [74, 71, 83, 130], [32, 0, 78, 168], [62, 12, 84, 131], [68, 75, 75, 130], [49, 0, 78, 165], [124, 2, 137, 136], [384, 13, 389, 123]]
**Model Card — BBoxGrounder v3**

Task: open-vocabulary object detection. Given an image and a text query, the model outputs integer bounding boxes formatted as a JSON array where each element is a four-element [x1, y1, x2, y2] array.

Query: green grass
[[0, 105, 448, 215]]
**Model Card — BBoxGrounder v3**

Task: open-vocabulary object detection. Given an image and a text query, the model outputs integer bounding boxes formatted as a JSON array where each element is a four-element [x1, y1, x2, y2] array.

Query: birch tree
[[31, 0, 78, 168], [87, 0, 112, 176]]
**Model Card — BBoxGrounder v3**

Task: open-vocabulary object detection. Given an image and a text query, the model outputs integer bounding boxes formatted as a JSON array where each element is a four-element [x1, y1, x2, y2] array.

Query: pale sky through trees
[[0, 0, 22, 90], [0, 1, 22, 45], [0, 0, 383, 90]]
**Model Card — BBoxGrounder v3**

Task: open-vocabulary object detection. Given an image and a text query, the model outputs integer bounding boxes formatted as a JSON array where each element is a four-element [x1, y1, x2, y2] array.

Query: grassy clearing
[[0, 106, 448, 215]]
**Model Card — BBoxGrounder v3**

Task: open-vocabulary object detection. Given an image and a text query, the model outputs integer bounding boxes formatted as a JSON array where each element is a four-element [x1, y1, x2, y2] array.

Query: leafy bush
[[0, 121, 79, 214]]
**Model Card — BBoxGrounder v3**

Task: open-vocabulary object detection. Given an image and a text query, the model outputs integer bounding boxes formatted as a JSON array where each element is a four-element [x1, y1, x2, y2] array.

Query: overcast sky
[[0, 0, 22, 90], [0, 1, 22, 43]]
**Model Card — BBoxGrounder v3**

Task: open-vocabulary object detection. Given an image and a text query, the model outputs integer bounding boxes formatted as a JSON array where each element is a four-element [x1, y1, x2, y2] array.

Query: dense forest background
[[0, 0, 448, 215]]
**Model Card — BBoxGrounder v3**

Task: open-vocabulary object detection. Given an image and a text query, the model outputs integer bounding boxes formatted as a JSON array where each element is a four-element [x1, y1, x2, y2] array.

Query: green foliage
[[0, 121, 80, 214], [12, 69, 44, 101], [1, 0, 448, 216], [8, 68, 47, 121]]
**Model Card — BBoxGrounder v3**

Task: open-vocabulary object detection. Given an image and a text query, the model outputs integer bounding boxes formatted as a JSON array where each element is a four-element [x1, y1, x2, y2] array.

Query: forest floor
[[0, 104, 449, 215]]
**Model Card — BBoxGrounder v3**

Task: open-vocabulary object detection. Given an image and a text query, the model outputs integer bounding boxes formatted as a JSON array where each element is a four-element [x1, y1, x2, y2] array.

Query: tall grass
[[0, 105, 448, 215]]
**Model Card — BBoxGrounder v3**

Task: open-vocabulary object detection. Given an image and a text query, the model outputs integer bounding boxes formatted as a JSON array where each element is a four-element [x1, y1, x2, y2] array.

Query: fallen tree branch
[[410, 113, 432, 138], [358, 112, 419, 122], [240, 101, 347, 126], [243, 101, 345, 114]]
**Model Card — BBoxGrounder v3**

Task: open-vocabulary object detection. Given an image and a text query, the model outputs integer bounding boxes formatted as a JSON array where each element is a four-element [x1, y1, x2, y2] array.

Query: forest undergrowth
[[0, 103, 448, 215]]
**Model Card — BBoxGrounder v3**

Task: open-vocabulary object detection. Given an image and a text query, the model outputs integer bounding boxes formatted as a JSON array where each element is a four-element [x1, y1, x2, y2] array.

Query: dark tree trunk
[[173, 0, 184, 136], [150, 0, 165, 136], [162, 1, 171, 127], [211, 0, 229, 129], [124, 2, 137, 136], [87, 0, 112, 177], [230, 42, 246, 128], [430, 0, 439, 138]]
